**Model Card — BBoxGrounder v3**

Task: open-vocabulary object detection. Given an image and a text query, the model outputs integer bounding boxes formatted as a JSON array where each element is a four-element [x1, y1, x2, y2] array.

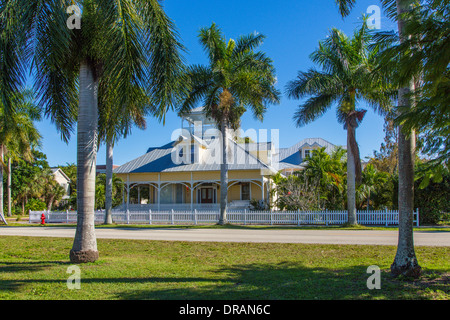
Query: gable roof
[[276, 138, 342, 167], [115, 138, 276, 174], [51, 168, 71, 182]]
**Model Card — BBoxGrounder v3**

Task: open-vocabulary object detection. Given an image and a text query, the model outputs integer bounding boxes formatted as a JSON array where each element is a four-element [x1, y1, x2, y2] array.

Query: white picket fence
[[29, 209, 419, 226]]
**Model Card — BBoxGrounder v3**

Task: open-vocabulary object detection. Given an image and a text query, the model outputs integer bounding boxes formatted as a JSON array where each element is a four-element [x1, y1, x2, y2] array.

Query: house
[[114, 108, 278, 211], [51, 168, 71, 200], [114, 108, 341, 211], [276, 138, 343, 176]]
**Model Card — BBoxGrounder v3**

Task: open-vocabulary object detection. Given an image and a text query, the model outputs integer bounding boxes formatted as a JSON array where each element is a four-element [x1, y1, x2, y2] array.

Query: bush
[[415, 171, 450, 225], [25, 199, 47, 212]]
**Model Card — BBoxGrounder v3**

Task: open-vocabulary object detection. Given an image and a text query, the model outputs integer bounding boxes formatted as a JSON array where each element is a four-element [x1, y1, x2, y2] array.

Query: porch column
[[137, 186, 141, 205], [157, 186, 160, 211], [157, 174, 161, 211], [190, 173, 194, 211], [126, 184, 130, 211], [122, 184, 125, 206], [126, 175, 130, 211], [261, 178, 265, 202]]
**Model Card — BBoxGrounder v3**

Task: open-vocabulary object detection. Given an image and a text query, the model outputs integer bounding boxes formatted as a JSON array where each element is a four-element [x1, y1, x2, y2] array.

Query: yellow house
[[114, 107, 341, 211], [114, 107, 278, 211]]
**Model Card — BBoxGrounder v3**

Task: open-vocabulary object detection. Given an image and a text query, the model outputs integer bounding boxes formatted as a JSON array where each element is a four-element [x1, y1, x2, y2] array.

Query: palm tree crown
[[179, 23, 280, 129], [178, 23, 280, 224], [10, 0, 185, 262], [286, 21, 394, 224]]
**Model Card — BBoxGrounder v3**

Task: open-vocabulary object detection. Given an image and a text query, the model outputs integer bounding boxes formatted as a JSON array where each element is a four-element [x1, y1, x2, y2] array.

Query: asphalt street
[[0, 226, 449, 246]]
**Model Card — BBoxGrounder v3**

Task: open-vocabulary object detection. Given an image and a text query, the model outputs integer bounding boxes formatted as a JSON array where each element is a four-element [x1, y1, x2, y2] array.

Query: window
[[241, 183, 250, 201], [304, 149, 311, 158]]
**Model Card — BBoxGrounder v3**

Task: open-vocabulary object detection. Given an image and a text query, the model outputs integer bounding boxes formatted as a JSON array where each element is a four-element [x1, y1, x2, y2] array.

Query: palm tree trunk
[[346, 125, 357, 225], [70, 61, 99, 263], [219, 118, 228, 225], [7, 157, 12, 217], [390, 0, 421, 278], [104, 141, 113, 224], [47, 195, 54, 211]]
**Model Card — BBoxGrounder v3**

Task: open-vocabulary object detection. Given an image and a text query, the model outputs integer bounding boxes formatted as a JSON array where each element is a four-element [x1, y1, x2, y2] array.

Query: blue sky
[[34, 0, 398, 167]]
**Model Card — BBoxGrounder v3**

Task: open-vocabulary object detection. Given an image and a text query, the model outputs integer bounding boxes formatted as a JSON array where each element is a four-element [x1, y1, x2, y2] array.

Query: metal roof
[[276, 138, 343, 167], [114, 138, 275, 174]]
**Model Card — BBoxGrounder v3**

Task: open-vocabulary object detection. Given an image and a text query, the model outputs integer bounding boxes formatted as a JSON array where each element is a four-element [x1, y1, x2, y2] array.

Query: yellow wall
[[228, 185, 241, 201]]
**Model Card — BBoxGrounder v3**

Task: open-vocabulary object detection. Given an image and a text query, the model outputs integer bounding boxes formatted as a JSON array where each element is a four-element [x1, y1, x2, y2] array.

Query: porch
[[118, 175, 271, 211]]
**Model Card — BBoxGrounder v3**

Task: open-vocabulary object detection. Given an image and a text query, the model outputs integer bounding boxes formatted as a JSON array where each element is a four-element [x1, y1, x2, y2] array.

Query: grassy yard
[[0, 236, 448, 300]]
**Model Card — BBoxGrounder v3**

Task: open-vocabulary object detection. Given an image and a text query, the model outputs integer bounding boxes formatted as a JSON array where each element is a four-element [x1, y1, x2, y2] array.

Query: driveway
[[0, 226, 449, 246]]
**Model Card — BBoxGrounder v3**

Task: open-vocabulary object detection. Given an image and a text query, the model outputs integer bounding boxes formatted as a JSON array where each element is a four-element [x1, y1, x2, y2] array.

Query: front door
[[200, 187, 214, 203]]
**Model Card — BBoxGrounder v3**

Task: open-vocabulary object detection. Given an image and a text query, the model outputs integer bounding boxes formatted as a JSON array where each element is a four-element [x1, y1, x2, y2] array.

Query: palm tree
[[178, 23, 280, 225], [303, 147, 347, 209], [98, 87, 151, 225], [359, 163, 389, 210], [334, 0, 422, 279], [36, 168, 66, 211], [14, 1, 184, 263], [286, 22, 393, 225], [5, 89, 41, 217], [1, 89, 41, 222]]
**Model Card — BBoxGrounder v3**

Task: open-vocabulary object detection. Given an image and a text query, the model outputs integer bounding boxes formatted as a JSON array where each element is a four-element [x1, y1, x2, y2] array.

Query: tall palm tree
[[14, 1, 184, 263], [0, 89, 41, 222], [4, 89, 41, 217], [286, 22, 393, 225], [98, 86, 152, 225], [178, 23, 280, 225], [334, 0, 422, 279]]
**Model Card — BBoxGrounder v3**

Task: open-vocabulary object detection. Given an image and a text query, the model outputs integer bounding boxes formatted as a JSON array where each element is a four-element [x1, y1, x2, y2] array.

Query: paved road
[[0, 226, 449, 246]]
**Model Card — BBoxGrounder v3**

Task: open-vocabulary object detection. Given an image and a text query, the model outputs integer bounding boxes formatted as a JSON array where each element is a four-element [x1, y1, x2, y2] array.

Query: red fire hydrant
[[40, 213, 46, 225]]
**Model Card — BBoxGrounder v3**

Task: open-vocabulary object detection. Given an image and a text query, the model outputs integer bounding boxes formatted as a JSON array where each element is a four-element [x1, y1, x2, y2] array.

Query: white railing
[[29, 209, 419, 226], [113, 202, 251, 212]]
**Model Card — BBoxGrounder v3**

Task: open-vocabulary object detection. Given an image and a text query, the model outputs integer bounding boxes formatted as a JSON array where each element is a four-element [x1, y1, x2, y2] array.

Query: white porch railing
[[29, 209, 419, 226]]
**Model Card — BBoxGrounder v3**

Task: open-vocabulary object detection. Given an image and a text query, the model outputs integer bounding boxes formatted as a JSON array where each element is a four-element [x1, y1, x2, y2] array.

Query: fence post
[[244, 209, 247, 225], [325, 209, 328, 226], [270, 210, 273, 226], [171, 209, 174, 225], [194, 209, 198, 225], [149, 210, 152, 225], [416, 208, 420, 227], [297, 209, 300, 226], [66, 210, 69, 224], [126, 210, 130, 224], [385, 208, 388, 227]]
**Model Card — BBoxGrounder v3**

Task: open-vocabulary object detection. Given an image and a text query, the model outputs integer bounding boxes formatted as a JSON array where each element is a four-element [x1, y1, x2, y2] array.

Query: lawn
[[0, 236, 448, 300]]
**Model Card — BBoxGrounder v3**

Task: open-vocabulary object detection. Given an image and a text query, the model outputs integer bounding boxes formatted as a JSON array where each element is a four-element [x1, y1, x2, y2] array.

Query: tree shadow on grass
[[0, 260, 71, 273], [114, 262, 399, 300], [1, 260, 447, 300]]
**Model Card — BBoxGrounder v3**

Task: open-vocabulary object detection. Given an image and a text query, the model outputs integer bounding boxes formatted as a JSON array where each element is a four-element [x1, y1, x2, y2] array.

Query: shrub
[[25, 199, 47, 212]]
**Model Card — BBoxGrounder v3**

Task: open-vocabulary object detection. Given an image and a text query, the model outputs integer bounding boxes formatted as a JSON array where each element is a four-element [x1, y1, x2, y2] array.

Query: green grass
[[0, 236, 448, 300]]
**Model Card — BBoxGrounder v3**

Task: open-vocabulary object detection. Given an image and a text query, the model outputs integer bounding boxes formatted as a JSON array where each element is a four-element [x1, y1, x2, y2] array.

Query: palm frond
[[293, 94, 335, 127], [335, 0, 356, 17]]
